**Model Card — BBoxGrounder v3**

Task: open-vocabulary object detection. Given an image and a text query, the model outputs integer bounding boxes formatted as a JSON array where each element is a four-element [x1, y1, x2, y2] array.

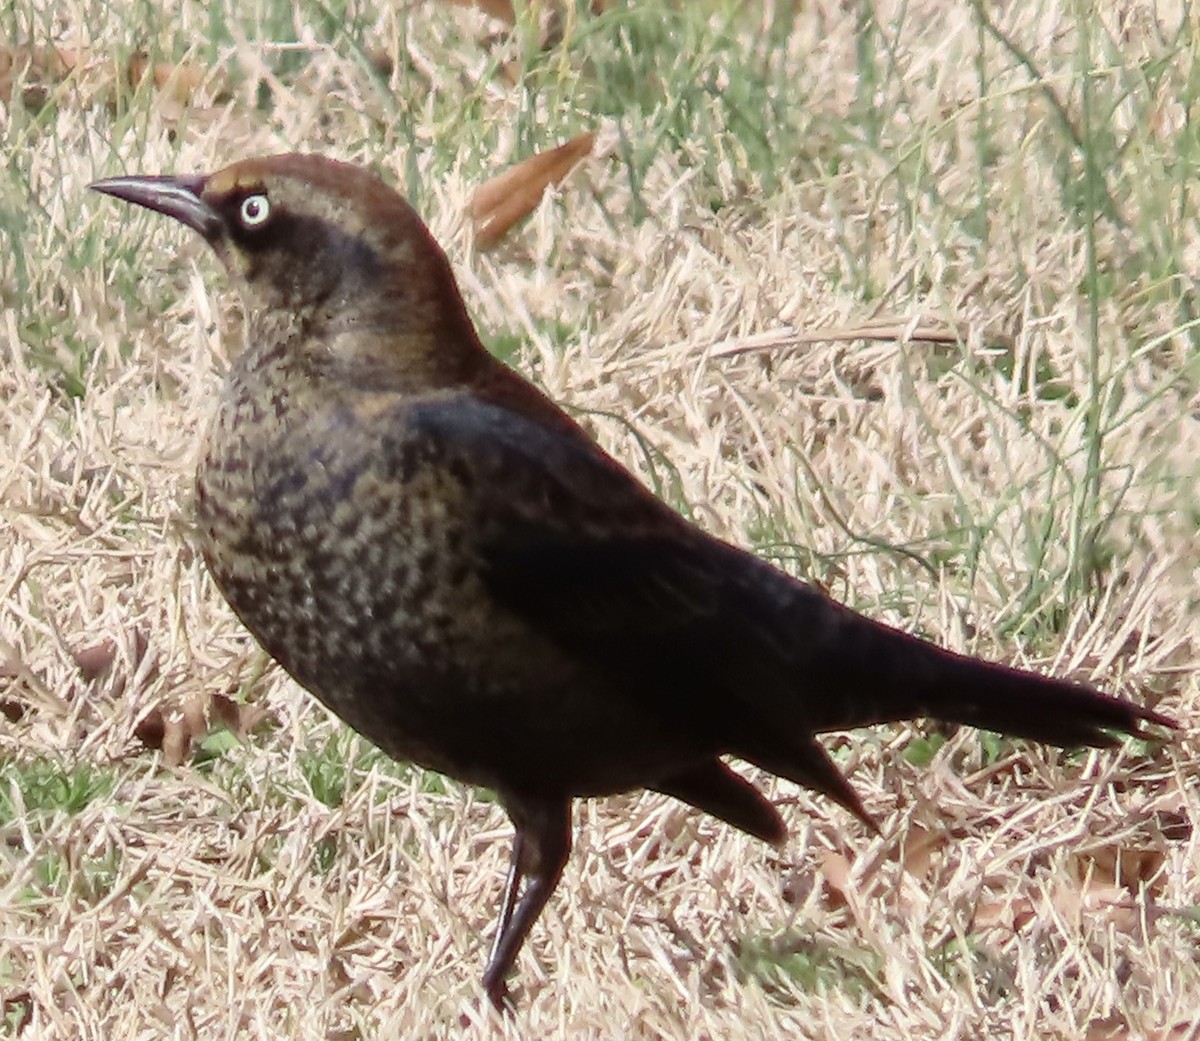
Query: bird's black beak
[[89, 173, 222, 239]]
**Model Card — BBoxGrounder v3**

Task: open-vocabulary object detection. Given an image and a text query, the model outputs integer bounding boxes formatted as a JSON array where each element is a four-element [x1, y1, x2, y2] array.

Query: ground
[[1, 1, 1197, 1038]]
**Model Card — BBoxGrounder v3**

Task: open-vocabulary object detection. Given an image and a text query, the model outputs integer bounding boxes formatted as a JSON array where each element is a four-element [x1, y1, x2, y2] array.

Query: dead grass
[[1, 0, 1198, 1037]]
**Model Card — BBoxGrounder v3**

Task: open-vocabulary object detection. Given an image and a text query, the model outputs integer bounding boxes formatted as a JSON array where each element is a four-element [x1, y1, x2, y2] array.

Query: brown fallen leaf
[[1073, 844, 1167, 898], [210, 691, 272, 739], [73, 638, 118, 682], [0, 44, 79, 108], [973, 877, 1151, 937], [133, 705, 167, 750], [971, 895, 1038, 933], [72, 626, 157, 699], [471, 131, 594, 249], [820, 832, 946, 929], [442, 0, 518, 23], [1146, 790, 1193, 843], [136, 690, 274, 766], [0, 653, 68, 716], [126, 50, 224, 106], [1086, 1016, 1200, 1041], [0, 656, 27, 721], [818, 846, 912, 935], [438, 0, 609, 34], [898, 821, 943, 884], [818, 849, 854, 912], [1053, 878, 1144, 934], [135, 695, 207, 767], [177, 695, 209, 765], [0, 43, 224, 114]]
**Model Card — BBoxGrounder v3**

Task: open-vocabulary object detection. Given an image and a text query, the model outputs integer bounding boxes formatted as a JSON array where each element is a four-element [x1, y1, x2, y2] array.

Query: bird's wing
[[402, 393, 879, 820], [451, 381, 875, 829], [402, 394, 798, 688], [398, 393, 1171, 761]]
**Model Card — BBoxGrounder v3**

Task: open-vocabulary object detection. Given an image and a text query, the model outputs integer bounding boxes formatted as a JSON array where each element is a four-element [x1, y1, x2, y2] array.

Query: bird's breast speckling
[[193, 346, 548, 778]]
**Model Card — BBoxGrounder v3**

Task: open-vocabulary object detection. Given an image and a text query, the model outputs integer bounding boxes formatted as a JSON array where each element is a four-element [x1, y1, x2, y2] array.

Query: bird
[[90, 154, 1175, 1009]]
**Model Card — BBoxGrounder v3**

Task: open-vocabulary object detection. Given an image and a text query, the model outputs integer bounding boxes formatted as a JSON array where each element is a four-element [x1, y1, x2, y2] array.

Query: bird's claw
[[482, 969, 515, 1013]]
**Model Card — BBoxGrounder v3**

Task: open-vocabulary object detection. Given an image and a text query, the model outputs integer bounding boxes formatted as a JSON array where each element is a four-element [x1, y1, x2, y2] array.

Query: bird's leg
[[488, 831, 524, 971], [481, 796, 571, 1011]]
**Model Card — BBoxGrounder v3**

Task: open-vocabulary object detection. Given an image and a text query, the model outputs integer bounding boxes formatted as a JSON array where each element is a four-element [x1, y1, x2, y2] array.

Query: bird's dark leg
[[482, 796, 571, 1011], [488, 831, 524, 971]]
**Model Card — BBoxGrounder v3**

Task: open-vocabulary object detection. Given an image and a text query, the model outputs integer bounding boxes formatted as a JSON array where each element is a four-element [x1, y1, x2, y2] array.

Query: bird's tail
[[727, 588, 1175, 834], [792, 595, 1174, 746], [669, 553, 1174, 840]]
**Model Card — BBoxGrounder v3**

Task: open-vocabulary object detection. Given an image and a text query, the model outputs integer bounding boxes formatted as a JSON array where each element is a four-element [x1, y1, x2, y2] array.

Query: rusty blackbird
[[90, 154, 1174, 1008]]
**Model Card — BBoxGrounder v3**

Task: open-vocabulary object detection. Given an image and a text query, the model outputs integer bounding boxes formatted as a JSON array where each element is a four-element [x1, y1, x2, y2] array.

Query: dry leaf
[[0, 655, 67, 715], [210, 691, 271, 739], [0, 44, 223, 114], [72, 626, 156, 697], [159, 719, 193, 767], [972, 896, 1037, 933], [442, 0, 517, 23], [471, 131, 594, 249], [139, 695, 206, 767], [133, 705, 167, 750], [0, 44, 79, 107], [73, 637, 118, 681], [1086, 1017, 1200, 1041], [136, 692, 273, 766], [172, 697, 208, 766], [975, 879, 1149, 937], [1087, 1017, 1127, 1041], [126, 50, 220, 106], [1147, 791, 1193, 843], [1054, 879, 1143, 933], [210, 691, 242, 733], [1074, 845, 1167, 898], [898, 822, 943, 883], [818, 849, 861, 921], [438, 0, 608, 31], [0, 660, 27, 720]]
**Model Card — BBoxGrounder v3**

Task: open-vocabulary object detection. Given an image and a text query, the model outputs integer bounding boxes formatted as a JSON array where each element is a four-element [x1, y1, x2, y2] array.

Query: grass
[[0, 0, 1197, 1037], [733, 932, 885, 1004]]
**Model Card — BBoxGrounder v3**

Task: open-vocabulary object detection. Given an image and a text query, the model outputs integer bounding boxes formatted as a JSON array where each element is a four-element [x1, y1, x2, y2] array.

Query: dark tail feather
[[914, 653, 1176, 747], [739, 736, 880, 835], [658, 564, 1174, 843], [801, 606, 1176, 747], [652, 760, 787, 845]]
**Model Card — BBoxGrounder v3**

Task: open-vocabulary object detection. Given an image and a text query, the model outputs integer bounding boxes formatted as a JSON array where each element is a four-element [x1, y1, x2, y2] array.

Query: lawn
[[1, 0, 1197, 1037]]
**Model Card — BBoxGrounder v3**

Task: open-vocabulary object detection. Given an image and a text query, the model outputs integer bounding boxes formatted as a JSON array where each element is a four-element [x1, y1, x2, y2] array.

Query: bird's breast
[[190, 355, 712, 796], [193, 368, 570, 778]]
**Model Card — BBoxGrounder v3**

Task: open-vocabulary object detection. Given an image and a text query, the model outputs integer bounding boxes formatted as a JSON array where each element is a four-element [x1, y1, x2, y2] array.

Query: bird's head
[[90, 154, 484, 384]]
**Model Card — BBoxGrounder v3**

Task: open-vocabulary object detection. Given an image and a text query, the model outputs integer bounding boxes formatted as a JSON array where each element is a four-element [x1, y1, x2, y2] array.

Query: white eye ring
[[239, 194, 270, 227]]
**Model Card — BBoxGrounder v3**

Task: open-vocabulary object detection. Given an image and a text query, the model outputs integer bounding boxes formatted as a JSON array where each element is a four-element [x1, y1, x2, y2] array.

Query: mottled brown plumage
[[91, 154, 1174, 1009]]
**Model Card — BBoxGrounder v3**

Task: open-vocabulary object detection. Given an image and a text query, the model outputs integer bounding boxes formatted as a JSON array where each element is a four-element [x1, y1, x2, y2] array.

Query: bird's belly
[[195, 443, 693, 795]]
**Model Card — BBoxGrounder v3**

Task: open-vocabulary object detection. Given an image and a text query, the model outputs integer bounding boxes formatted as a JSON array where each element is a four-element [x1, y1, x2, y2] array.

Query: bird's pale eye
[[239, 194, 271, 228]]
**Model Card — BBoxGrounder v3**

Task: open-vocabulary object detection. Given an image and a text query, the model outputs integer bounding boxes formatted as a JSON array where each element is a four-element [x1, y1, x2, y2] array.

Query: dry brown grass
[[1, 0, 1197, 1037]]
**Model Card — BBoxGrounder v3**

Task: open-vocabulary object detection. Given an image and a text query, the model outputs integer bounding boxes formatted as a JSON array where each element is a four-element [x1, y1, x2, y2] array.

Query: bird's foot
[[482, 967, 515, 1013]]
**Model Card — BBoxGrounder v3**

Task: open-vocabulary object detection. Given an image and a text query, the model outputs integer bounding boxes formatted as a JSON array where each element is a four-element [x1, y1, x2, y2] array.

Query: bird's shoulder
[[370, 372, 760, 638], [390, 374, 686, 540]]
